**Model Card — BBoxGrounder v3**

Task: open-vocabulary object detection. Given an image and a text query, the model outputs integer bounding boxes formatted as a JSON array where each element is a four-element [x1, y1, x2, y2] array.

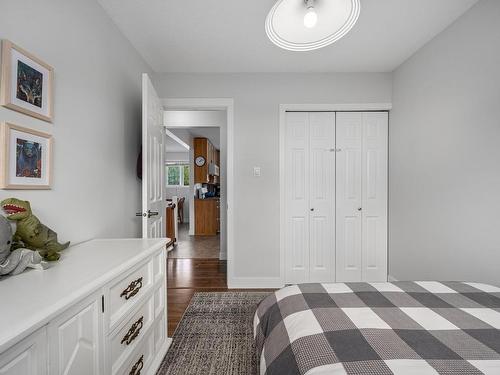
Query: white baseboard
[[228, 277, 284, 289], [228, 276, 399, 288]]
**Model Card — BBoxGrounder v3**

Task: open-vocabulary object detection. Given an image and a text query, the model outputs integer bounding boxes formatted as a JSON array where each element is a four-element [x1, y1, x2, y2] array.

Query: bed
[[254, 281, 500, 375]]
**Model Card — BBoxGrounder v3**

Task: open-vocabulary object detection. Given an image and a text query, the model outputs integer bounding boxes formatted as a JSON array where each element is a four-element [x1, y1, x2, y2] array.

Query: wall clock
[[195, 156, 206, 167]]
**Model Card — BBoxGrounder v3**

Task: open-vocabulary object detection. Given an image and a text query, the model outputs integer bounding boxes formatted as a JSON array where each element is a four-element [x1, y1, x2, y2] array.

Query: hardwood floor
[[168, 223, 220, 258], [167, 224, 274, 336], [167, 258, 227, 335]]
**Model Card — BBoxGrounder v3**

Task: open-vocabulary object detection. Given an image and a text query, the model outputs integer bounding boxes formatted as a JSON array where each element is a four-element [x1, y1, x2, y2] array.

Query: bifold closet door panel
[[285, 112, 310, 283], [361, 112, 388, 282], [308, 112, 336, 283], [336, 112, 363, 282]]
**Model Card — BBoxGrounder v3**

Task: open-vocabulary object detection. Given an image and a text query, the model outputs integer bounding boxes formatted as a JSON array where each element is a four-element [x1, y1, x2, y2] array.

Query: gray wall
[[390, 0, 500, 286], [154, 73, 392, 283], [166, 152, 190, 161], [4, 0, 493, 286], [0, 0, 151, 243]]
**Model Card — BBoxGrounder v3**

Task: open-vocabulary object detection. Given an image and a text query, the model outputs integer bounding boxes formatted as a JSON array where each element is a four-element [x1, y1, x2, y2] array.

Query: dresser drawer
[[117, 333, 154, 375], [110, 295, 154, 374], [108, 258, 153, 330]]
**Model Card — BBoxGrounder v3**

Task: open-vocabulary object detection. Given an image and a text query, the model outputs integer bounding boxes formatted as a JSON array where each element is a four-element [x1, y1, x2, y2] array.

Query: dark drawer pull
[[120, 277, 143, 300], [129, 354, 144, 375], [121, 316, 144, 345]]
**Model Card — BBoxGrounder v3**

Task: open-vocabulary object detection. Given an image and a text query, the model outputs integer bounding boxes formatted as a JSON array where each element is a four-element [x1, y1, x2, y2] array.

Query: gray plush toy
[[0, 215, 46, 276]]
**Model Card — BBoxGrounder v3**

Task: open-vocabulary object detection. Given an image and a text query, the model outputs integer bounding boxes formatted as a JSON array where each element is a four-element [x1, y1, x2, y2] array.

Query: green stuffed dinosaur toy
[[1, 198, 70, 261]]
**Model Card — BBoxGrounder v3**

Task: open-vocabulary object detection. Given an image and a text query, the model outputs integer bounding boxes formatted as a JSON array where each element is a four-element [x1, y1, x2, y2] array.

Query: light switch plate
[[253, 167, 261, 177]]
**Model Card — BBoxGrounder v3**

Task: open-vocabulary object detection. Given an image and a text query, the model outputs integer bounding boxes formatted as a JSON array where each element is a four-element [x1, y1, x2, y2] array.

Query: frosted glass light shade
[[304, 9, 318, 28], [265, 0, 360, 51]]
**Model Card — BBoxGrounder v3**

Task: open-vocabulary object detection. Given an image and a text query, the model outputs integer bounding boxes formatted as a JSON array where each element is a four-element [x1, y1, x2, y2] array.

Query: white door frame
[[161, 98, 234, 284], [279, 103, 392, 285]]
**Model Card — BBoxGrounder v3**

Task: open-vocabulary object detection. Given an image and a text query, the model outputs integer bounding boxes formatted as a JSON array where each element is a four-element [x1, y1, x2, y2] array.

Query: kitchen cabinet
[[194, 198, 220, 235], [194, 138, 209, 184], [193, 138, 220, 184]]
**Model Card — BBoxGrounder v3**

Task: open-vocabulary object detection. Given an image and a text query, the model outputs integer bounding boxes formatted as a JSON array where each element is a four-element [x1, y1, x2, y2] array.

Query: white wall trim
[[161, 98, 234, 267], [281, 103, 392, 112], [388, 275, 398, 282], [279, 103, 392, 286], [163, 110, 226, 128]]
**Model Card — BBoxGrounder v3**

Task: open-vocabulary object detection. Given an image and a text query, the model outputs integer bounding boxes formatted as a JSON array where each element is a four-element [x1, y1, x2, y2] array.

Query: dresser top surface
[[0, 238, 168, 352]]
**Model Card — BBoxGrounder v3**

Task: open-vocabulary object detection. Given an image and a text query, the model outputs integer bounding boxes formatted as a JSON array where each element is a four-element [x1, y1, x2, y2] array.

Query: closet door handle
[[357, 207, 362, 211], [310, 208, 314, 211]]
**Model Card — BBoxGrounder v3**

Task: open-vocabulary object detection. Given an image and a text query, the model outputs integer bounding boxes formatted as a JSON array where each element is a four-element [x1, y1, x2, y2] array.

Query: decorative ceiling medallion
[[265, 0, 361, 52]]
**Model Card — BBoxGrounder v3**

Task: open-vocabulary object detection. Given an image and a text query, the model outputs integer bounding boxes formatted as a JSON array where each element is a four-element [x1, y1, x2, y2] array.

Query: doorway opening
[[165, 126, 222, 259], [163, 110, 228, 335]]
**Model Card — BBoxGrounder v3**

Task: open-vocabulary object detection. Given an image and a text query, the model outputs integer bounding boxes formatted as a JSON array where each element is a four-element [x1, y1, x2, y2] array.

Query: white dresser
[[0, 238, 171, 375]]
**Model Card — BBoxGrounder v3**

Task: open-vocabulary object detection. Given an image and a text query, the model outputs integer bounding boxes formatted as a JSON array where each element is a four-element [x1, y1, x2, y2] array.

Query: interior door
[[336, 112, 363, 282], [285, 112, 310, 284], [361, 112, 388, 281], [141, 73, 166, 238], [285, 112, 335, 284], [308, 112, 336, 282]]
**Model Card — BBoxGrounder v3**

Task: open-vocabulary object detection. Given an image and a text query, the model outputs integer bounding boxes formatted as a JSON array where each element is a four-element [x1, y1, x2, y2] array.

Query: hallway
[[168, 223, 220, 259]]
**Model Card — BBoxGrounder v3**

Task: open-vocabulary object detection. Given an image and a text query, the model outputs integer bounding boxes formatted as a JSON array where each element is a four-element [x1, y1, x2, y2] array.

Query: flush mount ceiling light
[[265, 0, 361, 52]]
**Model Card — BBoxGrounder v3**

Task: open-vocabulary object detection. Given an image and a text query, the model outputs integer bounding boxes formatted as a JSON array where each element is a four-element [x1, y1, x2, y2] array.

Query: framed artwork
[[0, 40, 54, 122], [0, 122, 52, 189]]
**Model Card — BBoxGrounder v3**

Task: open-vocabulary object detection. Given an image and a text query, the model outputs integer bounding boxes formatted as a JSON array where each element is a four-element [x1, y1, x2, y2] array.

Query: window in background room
[[182, 165, 190, 186], [166, 164, 190, 186]]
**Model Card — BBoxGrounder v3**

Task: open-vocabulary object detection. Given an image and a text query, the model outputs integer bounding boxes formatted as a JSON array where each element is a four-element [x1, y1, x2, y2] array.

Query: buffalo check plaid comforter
[[254, 281, 500, 375]]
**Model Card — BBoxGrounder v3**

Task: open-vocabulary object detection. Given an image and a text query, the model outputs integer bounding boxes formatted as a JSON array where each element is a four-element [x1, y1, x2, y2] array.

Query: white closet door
[[285, 112, 310, 283], [361, 112, 388, 281], [309, 112, 336, 282], [336, 113, 363, 282]]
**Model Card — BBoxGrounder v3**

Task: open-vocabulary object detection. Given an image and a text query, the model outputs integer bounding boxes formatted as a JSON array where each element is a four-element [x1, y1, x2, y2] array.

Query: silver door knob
[[136, 210, 159, 218], [147, 210, 159, 218]]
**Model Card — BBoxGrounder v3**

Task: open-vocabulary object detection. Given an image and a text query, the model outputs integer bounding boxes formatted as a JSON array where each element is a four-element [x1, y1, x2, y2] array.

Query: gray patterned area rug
[[156, 292, 270, 375]]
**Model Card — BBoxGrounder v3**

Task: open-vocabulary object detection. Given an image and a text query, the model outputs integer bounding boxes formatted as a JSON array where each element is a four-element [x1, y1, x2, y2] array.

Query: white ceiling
[[165, 133, 189, 153], [98, 0, 478, 73], [167, 127, 221, 151], [186, 127, 221, 149]]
